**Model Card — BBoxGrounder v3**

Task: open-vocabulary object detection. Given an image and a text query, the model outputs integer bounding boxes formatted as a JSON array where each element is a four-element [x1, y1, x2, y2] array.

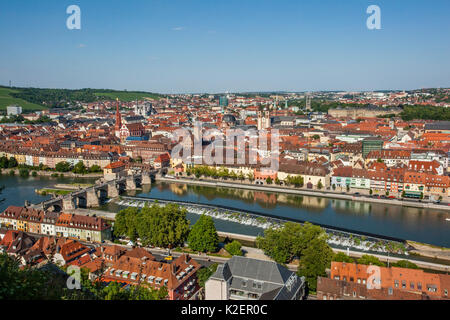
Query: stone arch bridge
[[33, 173, 154, 212]]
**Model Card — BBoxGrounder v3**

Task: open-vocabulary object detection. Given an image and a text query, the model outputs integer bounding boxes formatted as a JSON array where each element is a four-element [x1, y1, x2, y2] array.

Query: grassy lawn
[[38, 188, 72, 196], [94, 91, 162, 102], [0, 87, 46, 112]]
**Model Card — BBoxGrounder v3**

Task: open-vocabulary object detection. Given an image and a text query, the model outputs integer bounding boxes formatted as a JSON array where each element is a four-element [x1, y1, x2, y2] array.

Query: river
[[1, 176, 449, 248]]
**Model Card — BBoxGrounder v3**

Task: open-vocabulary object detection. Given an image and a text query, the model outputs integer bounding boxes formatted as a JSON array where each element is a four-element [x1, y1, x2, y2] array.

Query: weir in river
[[117, 196, 408, 256]]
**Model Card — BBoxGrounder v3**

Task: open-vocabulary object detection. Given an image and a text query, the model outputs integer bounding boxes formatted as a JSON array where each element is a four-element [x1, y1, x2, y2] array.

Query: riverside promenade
[[156, 176, 450, 211]]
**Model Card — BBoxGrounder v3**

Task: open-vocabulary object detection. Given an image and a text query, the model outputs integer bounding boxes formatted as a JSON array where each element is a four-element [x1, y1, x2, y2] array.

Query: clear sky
[[0, 0, 449, 93]]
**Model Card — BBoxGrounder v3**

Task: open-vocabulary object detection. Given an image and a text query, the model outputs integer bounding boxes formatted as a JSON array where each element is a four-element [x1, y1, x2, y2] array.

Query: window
[[357, 278, 361, 284], [394, 280, 399, 288], [417, 282, 422, 290], [444, 289, 448, 297], [242, 280, 247, 287], [410, 282, 414, 290], [402, 280, 406, 289], [388, 287, 393, 295]]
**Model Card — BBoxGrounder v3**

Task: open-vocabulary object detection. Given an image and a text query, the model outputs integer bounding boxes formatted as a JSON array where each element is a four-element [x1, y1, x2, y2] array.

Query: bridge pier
[[107, 183, 120, 198], [86, 189, 100, 208], [142, 173, 152, 185], [126, 176, 137, 191], [63, 197, 75, 211]]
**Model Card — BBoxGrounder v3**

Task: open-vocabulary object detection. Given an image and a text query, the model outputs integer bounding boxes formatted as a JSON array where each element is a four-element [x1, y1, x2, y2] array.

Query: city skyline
[[0, 0, 449, 93]]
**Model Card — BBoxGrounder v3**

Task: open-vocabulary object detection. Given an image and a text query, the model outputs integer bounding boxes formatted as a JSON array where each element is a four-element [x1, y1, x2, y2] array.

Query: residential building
[[205, 256, 306, 300]]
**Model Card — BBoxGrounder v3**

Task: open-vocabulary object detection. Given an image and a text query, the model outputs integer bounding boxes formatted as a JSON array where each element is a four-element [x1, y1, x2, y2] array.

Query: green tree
[[391, 260, 419, 269], [19, 168, 29, 178], [188, 215, 219, 253], [297, 237, 333, 292], [317, 180, 323, 190], [225, 240, 244, 256], [256, 222, 328, 265], [114, 207, 140, 242], [8, 157, 18, 168], [0, 156, 8, 169], [137, 203, 190, 248], [55, 161, 71, 172], [89, 165, 102, 173], [266, 177, 273, 184], [197, 263, 219, 288], [357, 254, 386, 267], [73, 161, 88, 174]]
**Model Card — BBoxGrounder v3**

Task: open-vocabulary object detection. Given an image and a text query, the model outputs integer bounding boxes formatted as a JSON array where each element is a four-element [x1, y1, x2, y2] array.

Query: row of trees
[[186, 166, 253, 181], [332, 252, 419, 269], [114, 204, 245, 256], [0, 156, 18, 169], [0, 158, 101, 175], [186, 165, 311, 188], [55, 161, 102, 174]]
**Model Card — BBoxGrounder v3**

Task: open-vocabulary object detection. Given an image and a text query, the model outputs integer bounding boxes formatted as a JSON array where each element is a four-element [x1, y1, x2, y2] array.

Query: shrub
[[225, 240, 244, 256]]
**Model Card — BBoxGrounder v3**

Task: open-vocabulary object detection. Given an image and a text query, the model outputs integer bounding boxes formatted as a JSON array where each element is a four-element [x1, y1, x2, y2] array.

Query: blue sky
[[0, 0, 449, 93]]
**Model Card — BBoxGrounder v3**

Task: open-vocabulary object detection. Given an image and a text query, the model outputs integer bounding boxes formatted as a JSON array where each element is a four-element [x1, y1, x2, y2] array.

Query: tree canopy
[[256, 222, 332, 292], [115, 204, 190, 248], [391, 260, 419, 269], [357, 254, 386, 267], [187, 215, 219, 253], [332, 252, 354, 263], [224, 240, 244, 256]]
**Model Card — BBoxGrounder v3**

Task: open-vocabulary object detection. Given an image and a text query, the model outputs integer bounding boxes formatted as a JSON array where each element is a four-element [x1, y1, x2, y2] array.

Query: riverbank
[[157, 176, 450, 211]]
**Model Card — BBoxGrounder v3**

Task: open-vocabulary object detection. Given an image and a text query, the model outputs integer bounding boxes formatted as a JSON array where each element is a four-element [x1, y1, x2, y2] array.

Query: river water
[[1, 176, 449, 247]]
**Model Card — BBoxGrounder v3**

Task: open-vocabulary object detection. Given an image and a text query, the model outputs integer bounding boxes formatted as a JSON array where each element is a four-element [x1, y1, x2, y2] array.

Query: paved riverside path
[[157, 177, 450, 211]]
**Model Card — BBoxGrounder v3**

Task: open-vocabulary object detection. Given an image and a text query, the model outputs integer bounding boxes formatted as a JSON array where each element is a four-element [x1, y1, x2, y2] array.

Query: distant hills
[[0, 86, 163, 112]]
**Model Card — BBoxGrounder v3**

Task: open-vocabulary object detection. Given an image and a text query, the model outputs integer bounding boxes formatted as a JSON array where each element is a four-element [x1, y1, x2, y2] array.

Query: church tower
[[115, 98, 122, 138], [264, 109, 270, 129], [257, 110, 263, 131]]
